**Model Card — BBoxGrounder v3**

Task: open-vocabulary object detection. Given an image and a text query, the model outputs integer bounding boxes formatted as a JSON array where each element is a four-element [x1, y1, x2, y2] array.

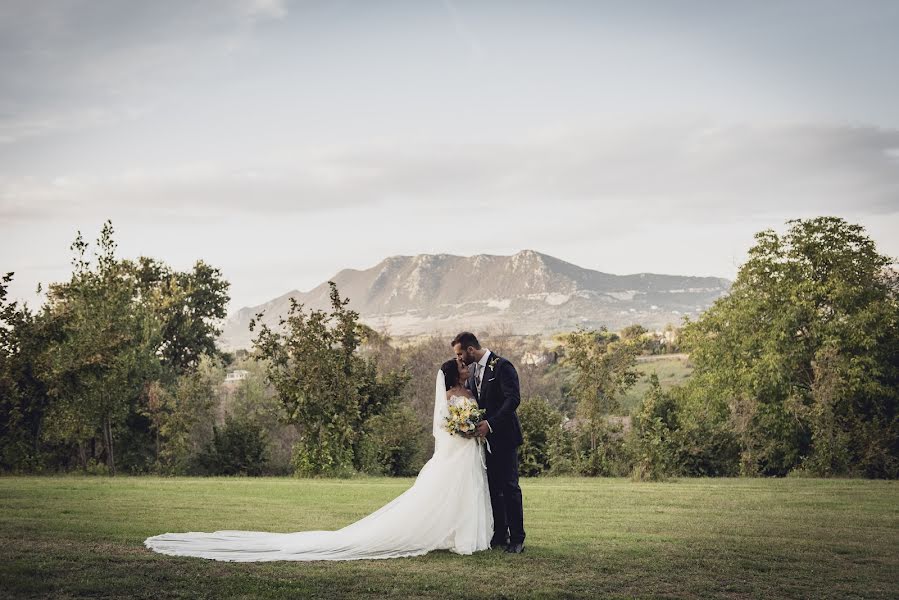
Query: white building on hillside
[[224, 369, 249, 383]]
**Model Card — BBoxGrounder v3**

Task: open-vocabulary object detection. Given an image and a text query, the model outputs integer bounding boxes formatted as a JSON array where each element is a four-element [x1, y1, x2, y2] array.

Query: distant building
[[521, 351, 557, 366], [663, 329, 678, 344], [522, 351, 546, 366], [224, 369, 250, 383]]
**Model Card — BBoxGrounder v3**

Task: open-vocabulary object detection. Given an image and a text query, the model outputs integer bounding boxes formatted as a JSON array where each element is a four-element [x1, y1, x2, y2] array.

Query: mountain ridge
[[219, 250, 730, 349]]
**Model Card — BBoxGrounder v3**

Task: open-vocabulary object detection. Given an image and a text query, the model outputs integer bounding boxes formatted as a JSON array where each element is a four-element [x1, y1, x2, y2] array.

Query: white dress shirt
[[475, 349, 492, 396]]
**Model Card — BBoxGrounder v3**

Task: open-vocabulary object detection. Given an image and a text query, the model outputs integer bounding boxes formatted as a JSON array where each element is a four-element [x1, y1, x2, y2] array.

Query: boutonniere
[[488, 356, 500, 371]]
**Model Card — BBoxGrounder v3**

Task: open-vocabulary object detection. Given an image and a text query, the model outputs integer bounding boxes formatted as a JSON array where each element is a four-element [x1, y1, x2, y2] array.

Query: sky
[[2, 0, 898, 312]]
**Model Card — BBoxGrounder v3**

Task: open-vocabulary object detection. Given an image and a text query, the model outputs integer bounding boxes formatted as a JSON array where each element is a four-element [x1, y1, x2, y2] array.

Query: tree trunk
[[104, 418, 116, 476], [77, 440, 88, 471], [34, 420, 42, 456]]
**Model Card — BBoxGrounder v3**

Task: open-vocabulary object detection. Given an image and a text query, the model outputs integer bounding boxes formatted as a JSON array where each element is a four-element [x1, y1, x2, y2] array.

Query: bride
[[144, 358, 493, 561]]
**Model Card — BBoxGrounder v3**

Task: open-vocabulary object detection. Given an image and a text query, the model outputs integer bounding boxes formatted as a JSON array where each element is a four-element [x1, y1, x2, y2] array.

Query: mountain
[[219, 250, 730, 349]]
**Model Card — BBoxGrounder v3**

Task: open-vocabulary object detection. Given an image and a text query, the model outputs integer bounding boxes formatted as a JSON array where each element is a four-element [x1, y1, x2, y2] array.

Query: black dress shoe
[[504, 542, 524, 554], [490, 539, 509, 550]]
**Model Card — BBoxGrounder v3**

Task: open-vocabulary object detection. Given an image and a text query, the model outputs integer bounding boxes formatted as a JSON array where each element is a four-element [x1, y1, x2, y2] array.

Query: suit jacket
[[467, 353, 523, 448]]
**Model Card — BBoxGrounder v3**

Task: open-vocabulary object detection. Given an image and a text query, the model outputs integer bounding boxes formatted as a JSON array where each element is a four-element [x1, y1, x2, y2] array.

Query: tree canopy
[[682, 217, 898, 477]]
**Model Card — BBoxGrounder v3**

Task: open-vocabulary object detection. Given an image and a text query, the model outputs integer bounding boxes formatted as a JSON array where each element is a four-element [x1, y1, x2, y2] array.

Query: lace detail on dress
[[448, 394, 475, 407]]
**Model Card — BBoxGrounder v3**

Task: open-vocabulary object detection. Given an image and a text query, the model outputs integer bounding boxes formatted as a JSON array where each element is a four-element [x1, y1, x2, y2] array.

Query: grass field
[[1, 476, 896, 599], [619, 354, 694, 413]]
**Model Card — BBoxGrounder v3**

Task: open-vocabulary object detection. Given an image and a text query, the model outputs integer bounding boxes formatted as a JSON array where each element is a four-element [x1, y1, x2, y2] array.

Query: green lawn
[[1, 476, 896, 599]]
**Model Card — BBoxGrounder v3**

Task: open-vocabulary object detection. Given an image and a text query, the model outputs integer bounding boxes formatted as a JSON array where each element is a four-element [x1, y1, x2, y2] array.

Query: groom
[[452, 332, 526, 554]]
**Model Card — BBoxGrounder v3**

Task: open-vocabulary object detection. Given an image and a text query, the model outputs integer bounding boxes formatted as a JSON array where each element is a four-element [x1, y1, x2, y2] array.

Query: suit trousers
[[485, 442, 525, 545]]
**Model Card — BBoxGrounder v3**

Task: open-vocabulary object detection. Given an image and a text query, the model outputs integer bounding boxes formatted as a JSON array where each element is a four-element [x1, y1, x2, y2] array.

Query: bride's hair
[[441, 359, 460, 390]]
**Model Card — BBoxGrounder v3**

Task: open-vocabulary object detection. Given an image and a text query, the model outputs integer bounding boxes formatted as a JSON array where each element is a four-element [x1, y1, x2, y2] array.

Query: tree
[[0, 273, 59, 471], [518, 396, 564, 476], [130, 257, 230, 375], [620, 324, 649, 352], [355, 403, 426, 476], [556, 328, 641, 476], [250, 282, 410, 476], [222, 358, 297, 474], [683, 217, 899, 477], [142, 356, 222, 474], [398, 335, 454, 433], [39, 224, 163, 474], [559, 328, 641, 453], [630, 374, 740, 480], [353, 355, 413, 472], [2, 222, 230, 474], [630, 375, 680, 480], [199, 417, 269, 476]]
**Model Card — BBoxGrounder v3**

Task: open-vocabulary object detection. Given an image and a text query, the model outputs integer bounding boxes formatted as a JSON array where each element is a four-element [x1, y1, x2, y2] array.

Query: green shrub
[[518, 397, 563, 476], [355, 404, 427, 476], [198, 418, 268, 476]]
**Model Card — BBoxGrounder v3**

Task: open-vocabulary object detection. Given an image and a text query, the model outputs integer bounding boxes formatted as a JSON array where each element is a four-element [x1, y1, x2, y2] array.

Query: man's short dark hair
[[451, 332, 480, 350]]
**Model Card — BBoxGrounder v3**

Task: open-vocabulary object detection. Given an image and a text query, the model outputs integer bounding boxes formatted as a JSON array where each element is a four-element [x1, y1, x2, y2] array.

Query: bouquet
[[444, 397, 486, 436]]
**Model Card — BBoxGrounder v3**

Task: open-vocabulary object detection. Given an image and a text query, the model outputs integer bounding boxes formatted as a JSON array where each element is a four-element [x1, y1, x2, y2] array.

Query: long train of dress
[[144, 376, 492, 562]]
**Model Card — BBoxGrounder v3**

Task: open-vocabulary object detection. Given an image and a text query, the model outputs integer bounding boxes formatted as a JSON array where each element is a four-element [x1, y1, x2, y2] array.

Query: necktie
[[476, 364, 482, 390]]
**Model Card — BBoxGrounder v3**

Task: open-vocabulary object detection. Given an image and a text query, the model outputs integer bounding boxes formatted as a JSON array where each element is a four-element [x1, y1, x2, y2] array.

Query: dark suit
[[467, 352, 526, 546]]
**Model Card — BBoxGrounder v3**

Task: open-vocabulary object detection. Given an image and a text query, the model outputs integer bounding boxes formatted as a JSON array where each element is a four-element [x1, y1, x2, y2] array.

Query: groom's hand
[[475, 421, 490, 437]]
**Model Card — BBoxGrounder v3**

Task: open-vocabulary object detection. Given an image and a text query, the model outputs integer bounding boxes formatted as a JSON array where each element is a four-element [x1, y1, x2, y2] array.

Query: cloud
[[0, 1, 286, 144], [0, 106, 152, 145], [441, 0, 484, 58], [240, 0, 289, 21], [2, 122, 897, 224]]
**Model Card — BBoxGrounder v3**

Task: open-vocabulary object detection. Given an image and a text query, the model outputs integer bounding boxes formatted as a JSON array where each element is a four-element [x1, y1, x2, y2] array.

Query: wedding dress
[[144, 370, 492, 561]]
